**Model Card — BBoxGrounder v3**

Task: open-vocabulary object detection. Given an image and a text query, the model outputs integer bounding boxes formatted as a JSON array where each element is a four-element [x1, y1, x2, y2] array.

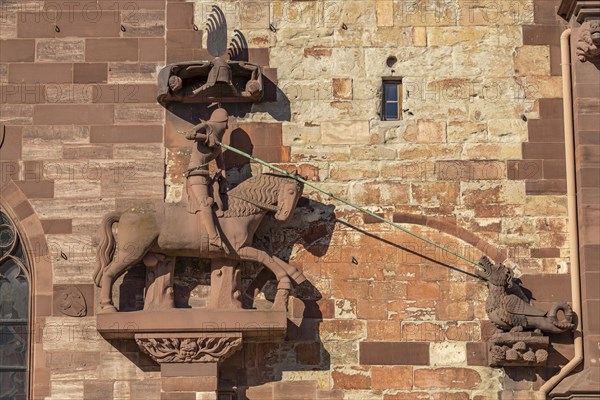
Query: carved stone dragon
[[477, 256, 574, 334]]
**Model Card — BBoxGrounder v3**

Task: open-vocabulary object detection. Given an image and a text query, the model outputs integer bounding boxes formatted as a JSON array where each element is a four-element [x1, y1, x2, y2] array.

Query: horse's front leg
[[271, 256, 306, 285], [237, 246, 291, 311]]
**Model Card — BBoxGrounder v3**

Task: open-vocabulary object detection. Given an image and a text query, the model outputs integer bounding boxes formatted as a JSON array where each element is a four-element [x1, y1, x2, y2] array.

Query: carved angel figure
[[477, 256, 574, 334]]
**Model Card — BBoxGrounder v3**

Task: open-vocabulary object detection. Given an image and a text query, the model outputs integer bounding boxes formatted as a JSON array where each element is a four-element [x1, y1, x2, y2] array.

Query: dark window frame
[[381, 78, 403, 121]]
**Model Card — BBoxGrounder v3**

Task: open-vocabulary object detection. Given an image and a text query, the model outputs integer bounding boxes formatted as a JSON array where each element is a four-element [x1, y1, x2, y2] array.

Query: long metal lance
[[216, 140, 484, 270]]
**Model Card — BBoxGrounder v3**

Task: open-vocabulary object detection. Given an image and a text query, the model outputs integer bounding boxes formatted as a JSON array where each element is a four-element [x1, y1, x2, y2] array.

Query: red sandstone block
[[357, 299, 388, 320], [360, 342, 429, 365], [273, 381, 317, 400], [17, 12, 56, 38], [55, 11, 121, 38], [90, 125, 162, 143], [406, 282, 440, 300], [74, 63, 108, 83], [0, 40, 35, 62], [41, 219, 72, 234], [91, 84, 158, 103], [371, 366, 413, 390], [139, 38, 165, 62], [167, 2, 194, 29], [331, 366, 371, 390], [436, 301, 475, 321], [413, 367, 482, 389], [367, 320, 402, 341], [34, 104, 114, 125], [14, 180, 54, 199], [295, 342, 321, 365], [8, 63, 73, 84], [86, 39, 139, 62]]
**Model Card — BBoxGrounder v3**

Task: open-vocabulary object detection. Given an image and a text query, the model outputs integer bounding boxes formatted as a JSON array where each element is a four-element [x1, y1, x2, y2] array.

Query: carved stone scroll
[[135, 333, 242, 364], [143, 253, 175, 311]]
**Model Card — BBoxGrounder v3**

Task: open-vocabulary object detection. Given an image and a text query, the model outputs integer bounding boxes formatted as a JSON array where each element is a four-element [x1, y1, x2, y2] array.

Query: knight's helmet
[[208, 57, 232, 85], [477, 256, 514, 287], [209, 108, 229, 123]]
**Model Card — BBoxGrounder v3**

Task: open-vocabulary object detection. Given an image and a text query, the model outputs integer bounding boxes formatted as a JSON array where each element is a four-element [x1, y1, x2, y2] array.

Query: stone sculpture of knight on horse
[[93, 110, 307, 313]]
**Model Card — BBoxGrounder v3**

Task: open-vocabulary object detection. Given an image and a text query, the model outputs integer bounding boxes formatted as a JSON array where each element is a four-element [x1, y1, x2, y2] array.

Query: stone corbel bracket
[[488, 331, 549, 367], [135, 333, 243, 364], [576, 19, 600, 62]]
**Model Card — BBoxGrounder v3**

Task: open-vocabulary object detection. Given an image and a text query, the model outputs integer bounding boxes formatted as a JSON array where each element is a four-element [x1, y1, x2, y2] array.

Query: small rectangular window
[[381, 79, 402, 121]]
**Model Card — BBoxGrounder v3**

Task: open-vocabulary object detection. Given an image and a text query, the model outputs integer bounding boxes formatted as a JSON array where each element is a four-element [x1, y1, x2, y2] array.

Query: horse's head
[[275, 177, 304, 222], [477, 256, 514, 288]]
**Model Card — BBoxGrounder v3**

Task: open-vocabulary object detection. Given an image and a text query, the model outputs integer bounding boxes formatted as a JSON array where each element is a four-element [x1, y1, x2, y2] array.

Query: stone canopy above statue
[[157, 57, 264, 106]]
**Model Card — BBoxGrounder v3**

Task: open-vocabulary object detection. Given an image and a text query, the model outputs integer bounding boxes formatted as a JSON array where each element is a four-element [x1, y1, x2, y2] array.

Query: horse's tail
[[93, 212, 120, 287]]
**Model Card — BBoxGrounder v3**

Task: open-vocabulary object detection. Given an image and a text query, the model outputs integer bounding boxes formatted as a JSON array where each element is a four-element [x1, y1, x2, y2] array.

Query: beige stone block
[[54, 180, 102, 199], [0, 12, 17, 39], [320, 319, 367, 341], [321, 120, 370, 145], [430, 342, 467, 366], [427, 27, 488, 46], [282, 371, 330, 390], [458, 0, 534, 26], [332, 78, 353, 100], [113, 143, 163, 159], [524, 196, 568, 216], [524, 76, 563, 99], [397, 144, 462, 160], [376, 0, 394, 26], [322, 341, 359, 365], [37, 39, 85, 62], [447, 120, 488, 143], [0, 64, 7, 84], [114, 103, 164, 124], [487, 119, 528, 142], [239, 0, 269, 29], [23, 125, 90, 143], [50, 381, 85, 399], [271, 1, 318, 29], [395, 0, 459, 27], [463, 143, 522, 160], [514, 46, 550, 76], [21, 138, 63, 159], [276, 28, 335, 48], [409, 120, 446, 143], [0, 104, 34, 124], [329, 162, 379, 181], [282, 124, 321, 146], [413, 27, 427, 46], [291, 145, 351, 162], [98, 351, 139, 380], [108, 63, 158, 83], [349, 145, 396, 160], [30, 198, 117, 219]]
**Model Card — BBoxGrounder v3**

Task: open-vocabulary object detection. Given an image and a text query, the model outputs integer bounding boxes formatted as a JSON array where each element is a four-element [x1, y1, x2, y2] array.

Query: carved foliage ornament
[[135, 336, 242, 364], [576, 19, 600, 62]]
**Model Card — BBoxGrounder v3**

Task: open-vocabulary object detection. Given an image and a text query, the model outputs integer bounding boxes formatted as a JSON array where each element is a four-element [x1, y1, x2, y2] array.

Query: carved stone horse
[[93, 174, 306, 313]]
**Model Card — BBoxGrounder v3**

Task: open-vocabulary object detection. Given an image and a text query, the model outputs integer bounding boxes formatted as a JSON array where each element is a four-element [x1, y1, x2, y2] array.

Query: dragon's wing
[[504, 294, 547, 317]]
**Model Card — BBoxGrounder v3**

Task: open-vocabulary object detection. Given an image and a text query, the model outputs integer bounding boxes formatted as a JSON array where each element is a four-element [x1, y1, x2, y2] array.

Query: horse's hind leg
[[99, 239, 154, 312]]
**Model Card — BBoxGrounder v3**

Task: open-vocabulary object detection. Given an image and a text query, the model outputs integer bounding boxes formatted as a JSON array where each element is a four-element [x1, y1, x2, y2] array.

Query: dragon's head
[[477, 256, 514, 288]]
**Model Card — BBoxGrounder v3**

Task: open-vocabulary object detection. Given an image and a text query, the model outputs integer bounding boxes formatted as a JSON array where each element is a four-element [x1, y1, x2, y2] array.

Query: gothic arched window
[[0, 209, 30, 400]]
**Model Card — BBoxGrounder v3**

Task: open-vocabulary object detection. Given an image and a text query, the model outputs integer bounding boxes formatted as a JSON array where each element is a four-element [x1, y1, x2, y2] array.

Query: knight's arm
[[184, 122, 209, 141]]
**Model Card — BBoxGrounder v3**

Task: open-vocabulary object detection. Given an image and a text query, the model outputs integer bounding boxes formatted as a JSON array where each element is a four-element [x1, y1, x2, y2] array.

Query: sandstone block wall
[[0, 0, 575, 399]]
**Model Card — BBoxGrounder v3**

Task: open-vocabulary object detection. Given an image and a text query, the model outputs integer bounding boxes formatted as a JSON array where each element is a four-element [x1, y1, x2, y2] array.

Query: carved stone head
[[477, 256, 514, 287], [274, 178, 304, 222]]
